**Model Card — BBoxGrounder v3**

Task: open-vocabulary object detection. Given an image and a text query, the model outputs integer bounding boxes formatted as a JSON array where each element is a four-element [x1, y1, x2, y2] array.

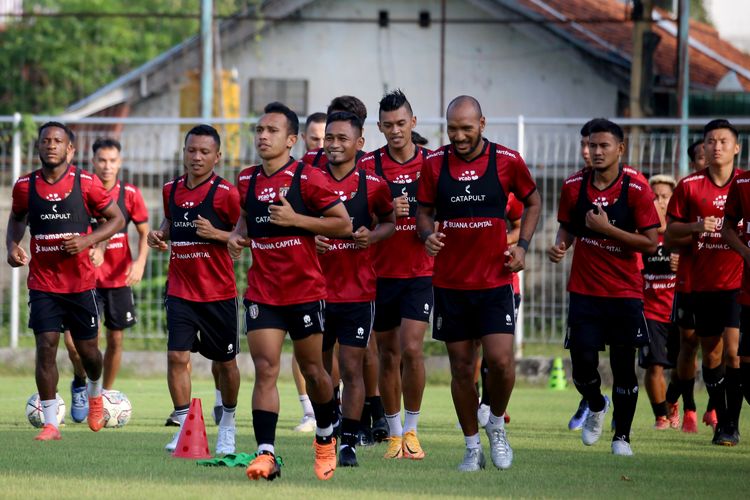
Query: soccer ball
[[26, 393, 66, 428], [102, 390, 132, 428]]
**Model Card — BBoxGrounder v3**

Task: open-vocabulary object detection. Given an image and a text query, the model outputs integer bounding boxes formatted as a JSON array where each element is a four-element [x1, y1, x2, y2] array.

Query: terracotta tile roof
[[515, 0, 750, 91]]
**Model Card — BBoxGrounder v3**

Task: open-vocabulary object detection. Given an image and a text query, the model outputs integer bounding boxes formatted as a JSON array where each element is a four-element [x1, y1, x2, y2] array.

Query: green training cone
[[548, 357, 568, 390]]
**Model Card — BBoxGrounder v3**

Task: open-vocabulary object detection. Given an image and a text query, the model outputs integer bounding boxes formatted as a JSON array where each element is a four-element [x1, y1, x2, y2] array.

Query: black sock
[[360, 400, 371, 429], [651, 400, 668, 418], [480, 358, 490, 405], [367, 396, 384, 421], [666, 380, 681, 405], [741, 362, 750, 406], [612, 384, 638, 439], [311, 398, 336, 430], [680, 378, 697, 411], [702, 365, 727, 427], [571, 349, 605, 412], [725, 367, 743, 427], [341, 418, 359, 449], [73, 375, 86, 388], [252, 410, 278, 447]]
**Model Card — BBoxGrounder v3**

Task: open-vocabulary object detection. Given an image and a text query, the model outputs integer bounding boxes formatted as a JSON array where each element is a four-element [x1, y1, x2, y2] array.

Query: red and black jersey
[[642, 236, 676, 322], [96, 181, 148, 288], [667, 167, 743, 292], [318, 166, 393, 302], [162, 174, 239, 302], [723, 172, 750, 304], [417, 139, 536, 290], [12, 166, 113, 293], [237, 159, 342, 306], [558, 167, 660, 299], [358, 146, 434, 279], [506, 193, 524, 295]]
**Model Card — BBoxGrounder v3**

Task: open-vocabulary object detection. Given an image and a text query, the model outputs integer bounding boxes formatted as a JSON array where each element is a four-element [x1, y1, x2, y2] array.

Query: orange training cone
[[172, 398, 211, 459]]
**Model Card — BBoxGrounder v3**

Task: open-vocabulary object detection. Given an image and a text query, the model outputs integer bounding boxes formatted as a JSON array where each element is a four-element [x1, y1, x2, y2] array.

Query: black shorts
[[692, 290, 740, 337], [165, 296, 240, 362], [244, 299, 325, 341], [671, 292, 696, 330], [323, 301, 374, 351], [638, 319, 679, 368], [738, 306, 750, 357], [97, 287, 137, 330], [565, 293, 648, 351], [28, 289, 100, 340], [433, 285, 516, 342], [373, 277, 433, 332]]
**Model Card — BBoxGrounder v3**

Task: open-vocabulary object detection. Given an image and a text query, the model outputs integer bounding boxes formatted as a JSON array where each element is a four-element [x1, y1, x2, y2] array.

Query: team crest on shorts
[[356, 327, 364, 339], [304, 314, 313, 328], [436, 315, 442, 330], [249, 304, 259, 319]]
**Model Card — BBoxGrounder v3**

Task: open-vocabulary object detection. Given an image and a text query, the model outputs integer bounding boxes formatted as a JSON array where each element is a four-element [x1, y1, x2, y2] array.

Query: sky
[[705, 0, 750, 52]]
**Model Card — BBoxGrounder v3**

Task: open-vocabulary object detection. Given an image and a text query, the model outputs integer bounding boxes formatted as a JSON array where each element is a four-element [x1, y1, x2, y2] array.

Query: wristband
[[517, 238, 530, 252]]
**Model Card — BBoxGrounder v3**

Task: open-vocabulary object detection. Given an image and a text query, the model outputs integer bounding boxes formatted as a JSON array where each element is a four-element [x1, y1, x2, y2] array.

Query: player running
[[417, 96, 541, 471], [7, 122, 125, 440]]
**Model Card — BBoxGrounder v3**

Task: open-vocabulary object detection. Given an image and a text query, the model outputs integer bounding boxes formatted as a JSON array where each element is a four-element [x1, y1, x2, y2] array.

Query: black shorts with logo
[[373, 277, 433, 332], [433, 285, 516, 342], [323, 301, 374, 351], [244, 299, 325, 341], [671, 291, 696, 330], [97, 286, 137, 330], [565, 292, 648, 351], [28, 289, 100, 340], [638, 318, 679, 368], [165, 296, 240, 362], [692, 290, 740, 337]]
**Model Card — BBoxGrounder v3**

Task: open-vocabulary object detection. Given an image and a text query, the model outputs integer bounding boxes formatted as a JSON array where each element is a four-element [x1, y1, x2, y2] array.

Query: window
[[248, 78, 308, 115]]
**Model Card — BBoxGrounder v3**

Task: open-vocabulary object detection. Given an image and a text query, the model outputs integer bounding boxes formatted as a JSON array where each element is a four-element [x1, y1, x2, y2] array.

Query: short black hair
[[305, 112, 327, 130], [327, 96, 367, 122], [38, 121, 75, 143], [587, 118, 624, 143], [580, 119, 599, 138], [264, 101, 299, 136], [92, 138, 122, 155], [687, 140, 703, 162], [411, 130, 429, 146], [184, 124, 221, 150], [379, 89, 413, 117], [326, 111, 363, 136], [704, 119, 739, 140]]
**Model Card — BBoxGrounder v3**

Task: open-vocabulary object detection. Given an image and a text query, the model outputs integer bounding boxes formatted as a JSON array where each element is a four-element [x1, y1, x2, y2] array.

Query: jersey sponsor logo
[[443, 220, 494, 229], [105, 241, 125, 250], [394, 174, 414, 184], [592, 196, 611, 207], [682, 174, 705, 184], [217, 183, 230, 191], [171, 241, 209, 247], [458, 170, 479, 181], [258, 187, 276, 202], [34, 243, 62, 253], [329, 241, 359, 250], [33, 232, 79, 240], [333, 190, 350, 202], [579, 236, 625, 253], [497, 149, 517, 159], [173, 220, 196, 228], [250, 238, 303, 250], [426, 150, 445, 160], [171, 251, 210, 259], [179, 201, 196, 208], [43, 193, 63, 201], [396, 223, 416, 231], [449, 194, 487, 203], [737, 178, 750, 184], [713, 194, 727, 210], [564, 176, 583, 185], [39, 210, 72, 221]]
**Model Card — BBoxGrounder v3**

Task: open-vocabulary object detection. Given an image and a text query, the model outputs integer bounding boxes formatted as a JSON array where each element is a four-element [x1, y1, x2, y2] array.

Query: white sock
[[404, 410, 420, 433], [316, 424, 333, 437], [385, 412, 403, 437], [488, 412, 505, 428], [299, 395, 314, 417], [220, 405, 236, 427], [174, 407, 189, 427], [465, 433, 481, 450], [258, 443, 275, 455], [214, 389, 223, 407], [41, 399, 59, 428], [86, 377, 102, 398]]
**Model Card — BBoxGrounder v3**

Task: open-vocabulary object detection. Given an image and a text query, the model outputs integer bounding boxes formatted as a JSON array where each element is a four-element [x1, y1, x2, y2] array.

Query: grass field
[[0, 376, 748, 499]]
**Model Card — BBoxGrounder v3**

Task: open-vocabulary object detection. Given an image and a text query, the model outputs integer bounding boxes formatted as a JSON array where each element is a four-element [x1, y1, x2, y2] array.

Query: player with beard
[[229, 102, 352, 481], [7, 122, 125, 440], [417, 96, 541, 471]]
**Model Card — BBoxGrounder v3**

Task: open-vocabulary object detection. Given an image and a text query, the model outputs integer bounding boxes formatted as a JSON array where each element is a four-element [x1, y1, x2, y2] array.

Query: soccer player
[[639, 175, 679, 430], [317, 111, 395, 467], [147, 125, 241, 456], [303, 96, 369, 168], [301, 112, 326, 152], [62, 138, 149, 422], [667, 119, 743, 446], [549, 118, 659, 456], [416, 96, 541, 471], [228, 102, 352, 481], [357, 90, 433, 460], [7, 122, 125, 440]]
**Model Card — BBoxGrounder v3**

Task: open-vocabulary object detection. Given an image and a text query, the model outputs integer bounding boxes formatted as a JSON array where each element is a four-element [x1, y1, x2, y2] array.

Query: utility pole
[[677, 0, 691, 177], [201, 0, 214, 120], [629, 0, 654, 155]]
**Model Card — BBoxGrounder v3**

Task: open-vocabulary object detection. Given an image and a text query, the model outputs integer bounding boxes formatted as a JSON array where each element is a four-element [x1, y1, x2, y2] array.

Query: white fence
[[2, 115, 750, 349]]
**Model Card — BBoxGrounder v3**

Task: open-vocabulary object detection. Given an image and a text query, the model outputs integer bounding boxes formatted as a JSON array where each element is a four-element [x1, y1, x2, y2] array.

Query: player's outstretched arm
[[6, 212, 28, 267], [62, 201, 125, 255]]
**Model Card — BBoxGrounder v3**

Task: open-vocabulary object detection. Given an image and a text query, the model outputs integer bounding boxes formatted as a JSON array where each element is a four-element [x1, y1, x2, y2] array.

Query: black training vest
[[115, 182, 131, 234], [28, 167, 90, 237], [434, 142, 506, 221], [373, 146, 427, 218], [568, 168, 636, 239], [329, 166, 372, 234], [245, 162, 315, 238], [168, 174, 232, 244], [643, 242, 672, 276]]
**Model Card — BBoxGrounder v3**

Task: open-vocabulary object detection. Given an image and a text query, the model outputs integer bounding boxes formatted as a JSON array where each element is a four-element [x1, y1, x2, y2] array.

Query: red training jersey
[[96, 181, 149, 288], [12, 166, 113, 293], [723, 172, 750, 304], [318, 166, 393, 302], [162, 174, 240, 302], [667, 167, 743, 292], [557, 168, 660, 299], [417, 140, 537, 290], [642, 236, 676, 323], [506, 192, 524, 295], [358, 146, 434, 279]]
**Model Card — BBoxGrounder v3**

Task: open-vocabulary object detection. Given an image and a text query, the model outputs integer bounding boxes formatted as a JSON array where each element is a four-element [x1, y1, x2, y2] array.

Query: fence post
[[10, 113, 22, 349], [516, 115, 525, 359]]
